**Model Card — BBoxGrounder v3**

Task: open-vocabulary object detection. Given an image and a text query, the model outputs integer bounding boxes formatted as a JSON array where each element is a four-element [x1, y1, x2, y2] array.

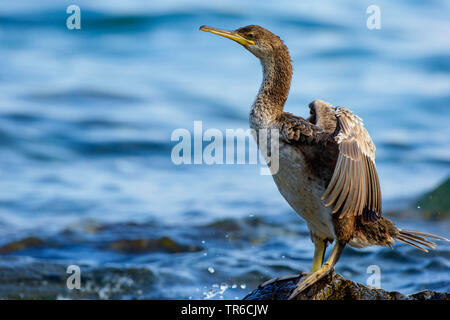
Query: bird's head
[[199, 25, 288, 61]]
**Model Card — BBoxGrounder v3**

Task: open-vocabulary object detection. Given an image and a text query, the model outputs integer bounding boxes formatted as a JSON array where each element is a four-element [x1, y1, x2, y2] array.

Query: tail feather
[[396, 237, 430, 252], [397, 234, 435, 251], [399, 229, 448, 241], [395, 229, 448, 253]]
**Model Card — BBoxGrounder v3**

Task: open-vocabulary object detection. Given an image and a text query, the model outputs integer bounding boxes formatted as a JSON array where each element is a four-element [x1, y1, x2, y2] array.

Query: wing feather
[[321, 107, 382, 221], [280, 101, 381, 221]]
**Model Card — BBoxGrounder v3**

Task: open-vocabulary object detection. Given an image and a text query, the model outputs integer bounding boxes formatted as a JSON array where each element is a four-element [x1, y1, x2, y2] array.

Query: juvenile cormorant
[[200, 25, 448, 299]]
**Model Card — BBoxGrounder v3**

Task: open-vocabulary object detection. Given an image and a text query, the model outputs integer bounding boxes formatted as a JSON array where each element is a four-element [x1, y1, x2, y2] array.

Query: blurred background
[[0, 0, 449, 299]]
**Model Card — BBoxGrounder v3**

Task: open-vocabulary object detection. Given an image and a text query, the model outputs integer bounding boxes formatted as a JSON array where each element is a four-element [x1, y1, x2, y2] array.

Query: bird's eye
[[247, 34, 255, 39]]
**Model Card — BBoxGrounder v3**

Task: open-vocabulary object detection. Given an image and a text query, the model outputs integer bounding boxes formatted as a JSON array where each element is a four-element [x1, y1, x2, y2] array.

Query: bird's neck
[[250, 48, 292, 129]]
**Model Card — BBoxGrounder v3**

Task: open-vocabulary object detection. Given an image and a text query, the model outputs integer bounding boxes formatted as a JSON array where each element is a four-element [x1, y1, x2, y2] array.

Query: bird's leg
[[259, 240, 328, 288], [288, 241, 345, 300], [311, 240, 327, 273], [259, 240, 329, 288]]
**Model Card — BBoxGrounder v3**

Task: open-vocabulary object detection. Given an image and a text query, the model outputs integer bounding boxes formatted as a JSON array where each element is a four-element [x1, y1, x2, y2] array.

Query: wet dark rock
[[244, 272, 449, 300], [201, 216, 273, 232], [0, 237, 46, 254], [203, 218, 243, 232], [199, 216, 300, 245], [416, 177, 450, 220], [409, 290, 450, 300], [108, 236, 202, 253]]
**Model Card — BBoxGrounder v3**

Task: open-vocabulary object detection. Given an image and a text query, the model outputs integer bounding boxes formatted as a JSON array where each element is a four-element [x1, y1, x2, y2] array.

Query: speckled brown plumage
[[200, 24, 448, 259]]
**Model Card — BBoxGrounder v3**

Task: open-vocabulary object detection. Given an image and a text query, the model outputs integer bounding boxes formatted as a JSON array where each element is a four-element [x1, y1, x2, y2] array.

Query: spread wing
[[280, 100, 336, 145], [321, 107, 382, 222], [308, 99, 337, 134]]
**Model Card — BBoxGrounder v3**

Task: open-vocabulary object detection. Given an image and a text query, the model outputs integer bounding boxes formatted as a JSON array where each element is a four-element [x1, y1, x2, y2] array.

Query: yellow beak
[[199, 25, 255, 46]]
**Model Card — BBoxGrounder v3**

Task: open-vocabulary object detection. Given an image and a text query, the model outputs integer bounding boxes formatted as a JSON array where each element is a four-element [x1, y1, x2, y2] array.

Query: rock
[[108, 236, 202, 253], [0, 237, 46, 254], [416, 177, 450, 220], [243, 272, 449, 300]]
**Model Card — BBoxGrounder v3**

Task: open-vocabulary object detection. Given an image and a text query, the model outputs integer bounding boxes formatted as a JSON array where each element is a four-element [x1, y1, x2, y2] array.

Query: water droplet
[[220, 283, 228, 292], [208, 267, 215, 274], [240, 284, 246, 289]]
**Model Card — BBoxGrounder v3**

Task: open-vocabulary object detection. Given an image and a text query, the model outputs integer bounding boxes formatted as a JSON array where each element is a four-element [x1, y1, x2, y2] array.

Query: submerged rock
[[0, 237, 46, 254], [108, 236, 202, 253], [244, 272, 449, 300], [416, 177, 450, 220]]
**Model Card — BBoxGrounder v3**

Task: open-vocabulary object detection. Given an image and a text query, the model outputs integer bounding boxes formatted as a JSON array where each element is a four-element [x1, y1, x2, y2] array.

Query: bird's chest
[[271, 142, 335, 240]]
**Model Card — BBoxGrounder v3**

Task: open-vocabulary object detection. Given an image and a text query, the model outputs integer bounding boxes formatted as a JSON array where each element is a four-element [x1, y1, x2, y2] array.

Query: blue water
[[0, 0, 449, 299]]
